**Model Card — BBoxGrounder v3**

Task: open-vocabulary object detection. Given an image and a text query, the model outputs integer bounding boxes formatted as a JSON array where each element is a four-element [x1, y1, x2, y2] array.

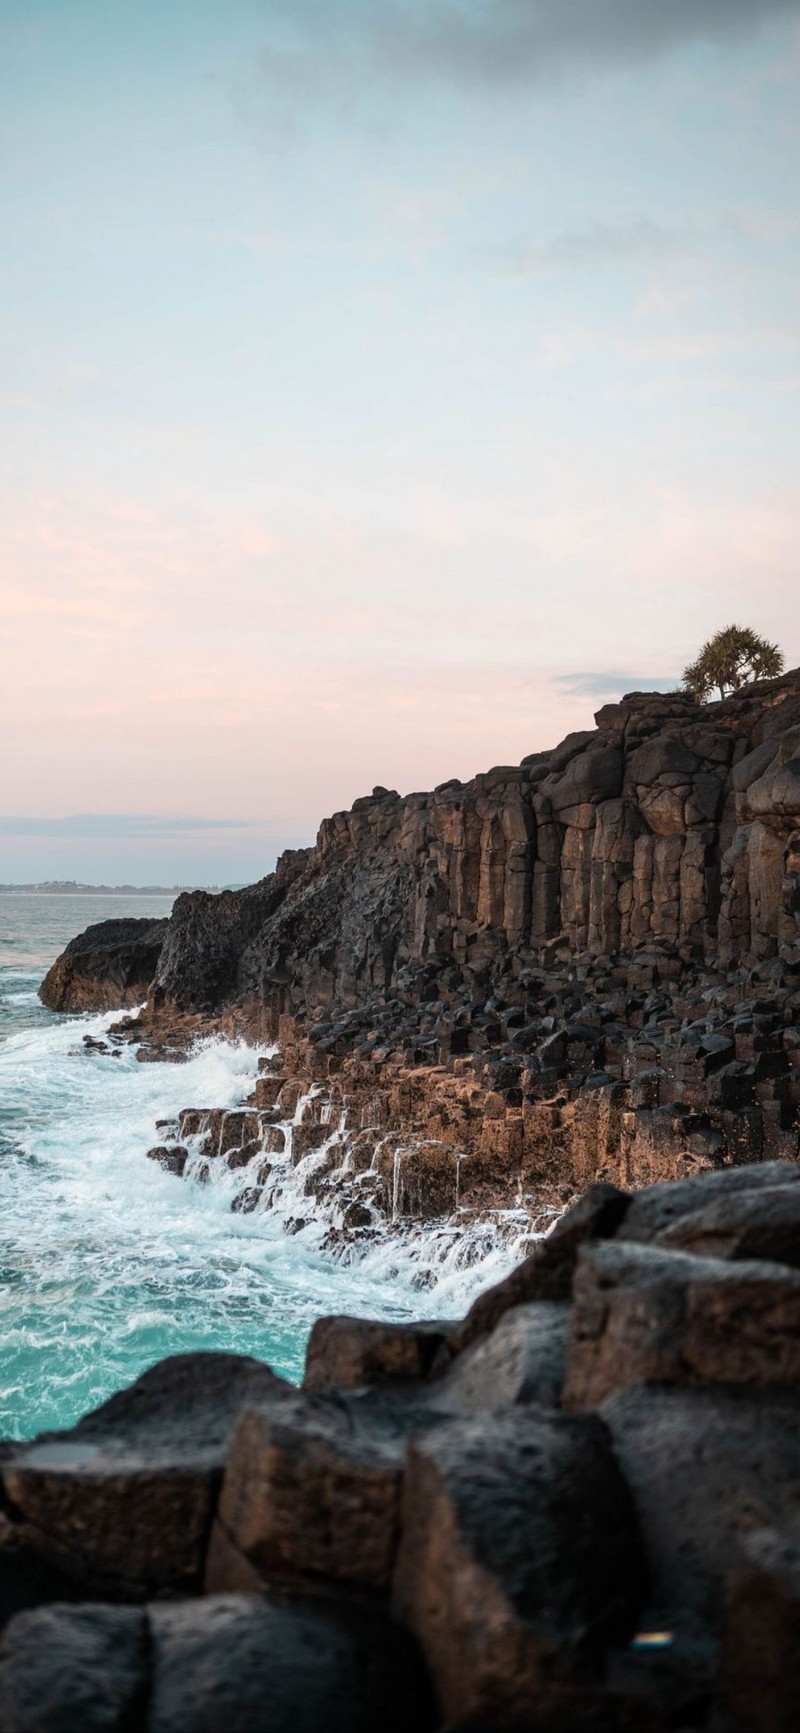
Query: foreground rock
[[38, 916, 168, 1012], [3, 1160, 800, 1726], [0, 1594, 435, 1733], [717, 1525, 800, 1733], [0, 1355, 295, 1601], [210, 1385, 456, 1595], [393, 1408, 644, 1725]]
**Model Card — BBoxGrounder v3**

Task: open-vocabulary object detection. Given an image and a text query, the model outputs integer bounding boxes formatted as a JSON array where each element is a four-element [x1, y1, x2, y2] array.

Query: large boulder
[[38, 917, 168, 1012], [0, 1354, 296, 1599], [563, 1240, 800, 1408], [618, 1161, 800, 1245], [0, 1603, 147, 1733], [446, 1182, 630, 1357], [0, 1594, 437, 1733], [148, 1593, 436, 1733], [210, 1387, 455, 1595], [654, 1182, 800, 1267], [438, 1301, 570, 1412], [392, 1408, 644, 1726], [303, 1315, 454, 1391], [601, 1386, 800, 1643]]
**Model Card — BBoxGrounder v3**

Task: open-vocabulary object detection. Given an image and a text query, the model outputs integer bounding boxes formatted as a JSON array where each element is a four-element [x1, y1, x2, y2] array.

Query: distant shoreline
[[0, 883, 232, 896]]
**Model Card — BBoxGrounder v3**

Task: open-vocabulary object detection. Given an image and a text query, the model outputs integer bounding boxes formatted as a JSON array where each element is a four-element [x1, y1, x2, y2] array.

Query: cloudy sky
[[2, 0, 799, 883]]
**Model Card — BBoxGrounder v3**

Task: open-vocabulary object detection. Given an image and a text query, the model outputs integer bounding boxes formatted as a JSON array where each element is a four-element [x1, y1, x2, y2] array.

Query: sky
[[1, 0, 799, 885]]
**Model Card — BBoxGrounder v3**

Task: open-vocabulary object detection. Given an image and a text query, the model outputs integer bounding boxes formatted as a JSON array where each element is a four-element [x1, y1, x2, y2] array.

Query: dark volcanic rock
[[717, 1525, 800, 1733], [0, 1594, 436, 1733], [38, 917, 168, 1012], [151, 877, 288, 1011], [392, 1408, 645, 1726], [141, 668, 800, 1024], [0, 1603, 148, 1733], [146, 1143, 188, 1177], [618, 1160, 800, 1245], [39, 674, 800, 1223], [439, 1301, 569, 1411], [564, 1240, 800, 1407], [303, 1315, 455, 1391], [0, 1354, 293, 1599], [6, 1163, 800, 1724], [654, 1181, 800, 1266], [0, 1514, 79, 1636], [447, 1183, 631, 1357], [600, 1385, 800, 1641], [212, 1387, 455, 1595], [148, 1592, 436, 1733]]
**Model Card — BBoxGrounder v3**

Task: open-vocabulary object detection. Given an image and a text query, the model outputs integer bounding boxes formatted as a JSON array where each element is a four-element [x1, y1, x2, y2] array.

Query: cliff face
[[39, 917, 170, 1013], [154, 670, 800, 1024]]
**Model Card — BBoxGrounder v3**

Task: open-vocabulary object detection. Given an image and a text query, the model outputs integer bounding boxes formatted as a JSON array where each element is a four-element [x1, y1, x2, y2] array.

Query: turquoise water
[[0, 896, 514, 1440]]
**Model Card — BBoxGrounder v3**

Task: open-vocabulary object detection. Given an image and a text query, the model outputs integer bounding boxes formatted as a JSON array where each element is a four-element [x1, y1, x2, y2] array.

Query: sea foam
[[0, 1002, 525, 1439]]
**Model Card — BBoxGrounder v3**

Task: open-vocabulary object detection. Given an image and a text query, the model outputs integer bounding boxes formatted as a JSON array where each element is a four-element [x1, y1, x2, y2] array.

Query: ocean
[[0, 894, 518, 1440]]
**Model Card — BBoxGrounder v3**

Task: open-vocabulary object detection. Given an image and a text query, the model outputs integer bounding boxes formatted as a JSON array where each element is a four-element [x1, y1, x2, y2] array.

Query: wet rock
[[0, 1354, 294, 1598], [0, 1603, 147, 1733], [392, 1408, 644, 1727], [601, 1386, 800, 1642], [303, 1316, 454, 1391], [231, 1185, 263, 1214], [564, 1240, 800, 1408], [135, 1043, 187, 1064], [439, 1301, 569, 1411], [716, 1525, 800, 1733], [146, 1144, 188, 1177], [148, 1592, 436, 1733]]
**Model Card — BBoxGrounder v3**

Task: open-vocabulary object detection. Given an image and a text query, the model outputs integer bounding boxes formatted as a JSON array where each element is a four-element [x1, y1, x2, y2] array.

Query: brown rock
[[1, 1354, 293, 1598], [564, 1240, 800, 1409], [213, 1389, 453, 1594], [146, 1143, 188, 1177], [392, 1409, 644, 1726], [303, 1315, 454, 1390], [716, 1526, 800, 1733]]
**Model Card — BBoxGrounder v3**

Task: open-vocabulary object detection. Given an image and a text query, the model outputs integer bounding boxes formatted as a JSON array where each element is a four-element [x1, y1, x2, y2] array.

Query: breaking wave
[[0, 997, 534, 1440]]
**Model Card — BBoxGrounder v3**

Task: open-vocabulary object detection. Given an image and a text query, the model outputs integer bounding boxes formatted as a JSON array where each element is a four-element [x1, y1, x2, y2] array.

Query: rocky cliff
[[153, 668, 800, 1024], [39, 916, 170, 1013], [39, 672, 800, 1236]]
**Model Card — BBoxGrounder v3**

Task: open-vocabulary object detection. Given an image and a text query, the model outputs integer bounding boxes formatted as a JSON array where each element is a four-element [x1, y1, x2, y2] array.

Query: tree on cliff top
[[682, 624, 784, 702]]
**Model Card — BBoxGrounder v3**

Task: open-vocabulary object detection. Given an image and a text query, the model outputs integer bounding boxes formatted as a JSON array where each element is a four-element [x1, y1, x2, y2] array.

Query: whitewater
[[0, 894, 522, 1440]]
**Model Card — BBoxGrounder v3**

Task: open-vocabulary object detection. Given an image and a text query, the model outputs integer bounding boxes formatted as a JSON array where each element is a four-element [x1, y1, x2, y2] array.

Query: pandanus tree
[[682, 625, 784, 703]]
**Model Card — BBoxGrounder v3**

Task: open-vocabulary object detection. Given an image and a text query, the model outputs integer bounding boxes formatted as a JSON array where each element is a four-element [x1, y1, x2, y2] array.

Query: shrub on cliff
[[682, 624, 784, 702]]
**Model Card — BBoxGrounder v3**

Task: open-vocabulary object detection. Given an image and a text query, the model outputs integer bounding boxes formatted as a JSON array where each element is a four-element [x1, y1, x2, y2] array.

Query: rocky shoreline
[[40, 669, 800, 1247], [3, 1160, 800, 1729], [15, 669, 800, 1727]]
